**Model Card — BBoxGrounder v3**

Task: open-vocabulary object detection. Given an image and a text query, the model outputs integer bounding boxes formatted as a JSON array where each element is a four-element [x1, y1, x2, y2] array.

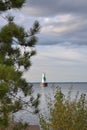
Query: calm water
[[14, 82, 87, 125]]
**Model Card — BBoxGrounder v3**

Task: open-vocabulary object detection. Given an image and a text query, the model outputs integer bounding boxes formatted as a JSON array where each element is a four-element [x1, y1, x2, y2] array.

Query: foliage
[[0, 0, 40, 129], [0, 0, 25, 11], [39, 88, 87, 130]]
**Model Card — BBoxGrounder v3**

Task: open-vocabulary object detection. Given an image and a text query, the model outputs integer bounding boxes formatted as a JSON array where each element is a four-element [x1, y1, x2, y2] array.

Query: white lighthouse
[[40, 73, 48, 87]]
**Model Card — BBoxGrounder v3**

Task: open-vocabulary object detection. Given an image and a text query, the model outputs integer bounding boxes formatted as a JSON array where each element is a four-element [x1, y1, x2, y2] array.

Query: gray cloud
[[37, 32, 87, 46], [1, 0, 87, 47], [36, 14, 87, 46], [21, 0, 87, 46], [23, 0, 87, 16]]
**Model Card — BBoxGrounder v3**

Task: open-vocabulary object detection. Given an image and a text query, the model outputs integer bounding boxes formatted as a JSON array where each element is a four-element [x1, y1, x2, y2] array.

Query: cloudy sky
[[0, 0, 87, 82]]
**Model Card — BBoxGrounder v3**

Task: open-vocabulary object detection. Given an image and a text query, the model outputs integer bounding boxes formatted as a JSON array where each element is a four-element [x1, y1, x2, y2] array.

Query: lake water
[[14, 82, 87, 125]]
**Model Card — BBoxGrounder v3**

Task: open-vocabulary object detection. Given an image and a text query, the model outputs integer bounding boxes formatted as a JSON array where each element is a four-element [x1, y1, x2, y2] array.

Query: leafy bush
[[39, 88, 87, 130]]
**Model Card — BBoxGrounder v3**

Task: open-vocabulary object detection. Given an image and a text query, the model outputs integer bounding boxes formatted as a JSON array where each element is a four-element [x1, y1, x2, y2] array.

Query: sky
[[0, 0, 87, 82]]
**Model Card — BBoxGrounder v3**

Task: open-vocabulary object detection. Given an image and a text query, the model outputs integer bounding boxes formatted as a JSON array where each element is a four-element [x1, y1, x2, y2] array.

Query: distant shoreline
[[30, 81, 87, 84]]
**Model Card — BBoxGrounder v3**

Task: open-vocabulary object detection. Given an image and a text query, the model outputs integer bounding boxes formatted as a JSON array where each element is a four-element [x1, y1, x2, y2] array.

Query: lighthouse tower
[[40, 73, 48, 87]]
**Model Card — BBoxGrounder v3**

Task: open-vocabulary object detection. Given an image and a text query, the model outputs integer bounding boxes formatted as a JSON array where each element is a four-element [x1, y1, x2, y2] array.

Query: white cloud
[[23, 45, 87, 82], [43, 15, 72, 24], [35, 45, 86, 63], [41, 15, 87, 35]]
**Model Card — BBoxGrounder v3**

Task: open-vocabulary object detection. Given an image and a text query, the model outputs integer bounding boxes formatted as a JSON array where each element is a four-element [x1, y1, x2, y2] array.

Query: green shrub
[[39, 88, 87, 130]]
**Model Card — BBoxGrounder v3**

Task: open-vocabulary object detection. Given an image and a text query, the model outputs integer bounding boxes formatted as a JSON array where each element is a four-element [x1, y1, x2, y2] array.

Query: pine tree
[[0, 0, 40, 129]]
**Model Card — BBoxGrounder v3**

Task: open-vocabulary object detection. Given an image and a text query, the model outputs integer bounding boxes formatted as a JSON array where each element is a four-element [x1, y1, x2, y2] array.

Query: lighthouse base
[[40, 82, 48, 87]]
